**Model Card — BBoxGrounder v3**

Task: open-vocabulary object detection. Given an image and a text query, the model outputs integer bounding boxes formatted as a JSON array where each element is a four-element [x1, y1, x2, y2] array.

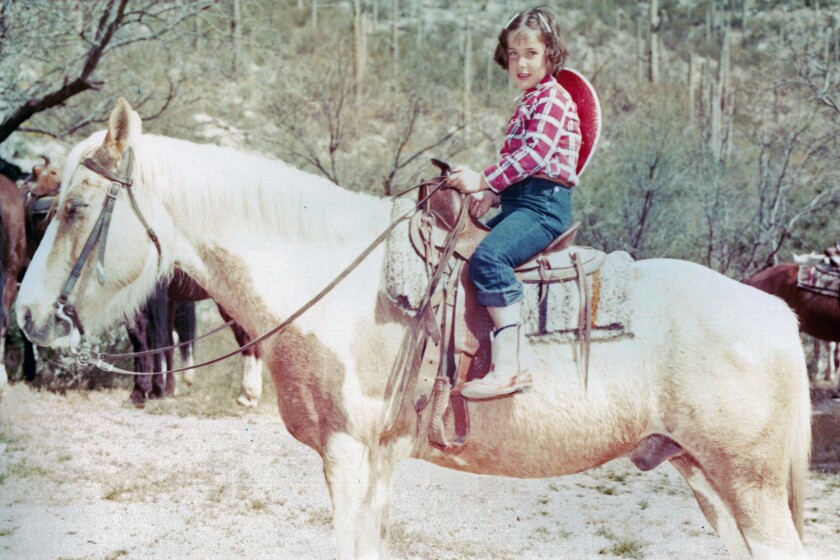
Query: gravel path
[[1, 384, 838, 560]]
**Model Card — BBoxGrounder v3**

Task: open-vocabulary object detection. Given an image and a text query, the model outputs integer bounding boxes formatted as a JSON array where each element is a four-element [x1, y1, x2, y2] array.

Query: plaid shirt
[[483, 74, 581, 193]]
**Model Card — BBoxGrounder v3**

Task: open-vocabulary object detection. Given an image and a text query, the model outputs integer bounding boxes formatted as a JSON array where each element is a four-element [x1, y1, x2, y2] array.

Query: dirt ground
[[0, 383, 838, 560]]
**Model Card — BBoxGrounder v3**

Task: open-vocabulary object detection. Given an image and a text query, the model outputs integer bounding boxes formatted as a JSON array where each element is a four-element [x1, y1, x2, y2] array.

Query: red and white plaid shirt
[[482, 74, 581, 193]]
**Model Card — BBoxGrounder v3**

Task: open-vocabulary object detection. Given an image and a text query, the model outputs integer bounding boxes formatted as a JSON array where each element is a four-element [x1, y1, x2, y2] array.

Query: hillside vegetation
[[1, 0, 837, 277]]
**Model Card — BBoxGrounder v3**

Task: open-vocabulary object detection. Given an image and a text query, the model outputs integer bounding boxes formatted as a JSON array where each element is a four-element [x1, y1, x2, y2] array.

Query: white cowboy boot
[[460, 324, 532, 399]]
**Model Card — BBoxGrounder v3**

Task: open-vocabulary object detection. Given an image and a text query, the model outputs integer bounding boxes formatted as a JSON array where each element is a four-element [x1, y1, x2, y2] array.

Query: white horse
[[17, 100, 811, 559]]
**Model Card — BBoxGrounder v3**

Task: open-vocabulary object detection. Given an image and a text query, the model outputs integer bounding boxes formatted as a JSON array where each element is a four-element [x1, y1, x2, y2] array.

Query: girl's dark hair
[[493, 6, 568, 75]]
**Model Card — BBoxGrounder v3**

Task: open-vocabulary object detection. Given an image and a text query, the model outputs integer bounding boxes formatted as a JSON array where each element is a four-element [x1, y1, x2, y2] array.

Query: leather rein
[[64, 154, 455, 376]]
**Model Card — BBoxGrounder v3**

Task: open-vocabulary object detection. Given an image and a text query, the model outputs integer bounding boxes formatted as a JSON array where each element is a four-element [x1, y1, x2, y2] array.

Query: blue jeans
[[470, 177, 573, 307]]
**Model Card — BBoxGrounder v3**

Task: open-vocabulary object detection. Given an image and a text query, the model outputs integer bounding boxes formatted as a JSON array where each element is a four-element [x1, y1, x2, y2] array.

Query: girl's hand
[[469, 190, 499, 219], [446, 167, 488, 194]]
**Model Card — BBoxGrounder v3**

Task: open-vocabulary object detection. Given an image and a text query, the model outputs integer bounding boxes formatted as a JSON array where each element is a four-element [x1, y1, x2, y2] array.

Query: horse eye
[[65, 200, 89, 217]]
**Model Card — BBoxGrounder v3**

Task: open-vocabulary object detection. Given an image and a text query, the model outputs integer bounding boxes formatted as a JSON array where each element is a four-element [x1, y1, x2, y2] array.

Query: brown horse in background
[[0, 171, 28, 391], [127, 270, 263, 407], [744, 263, 840, 391], [2, 158, 70, 385]]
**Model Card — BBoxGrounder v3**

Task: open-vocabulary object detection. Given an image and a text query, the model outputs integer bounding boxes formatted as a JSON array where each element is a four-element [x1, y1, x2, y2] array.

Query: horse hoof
[[129, 390, 147, 408], [236, 394, 258, 408]]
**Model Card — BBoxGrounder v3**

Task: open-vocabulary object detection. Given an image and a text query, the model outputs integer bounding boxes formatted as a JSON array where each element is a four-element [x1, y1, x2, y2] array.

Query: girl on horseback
[[446, 7, 581, 399]]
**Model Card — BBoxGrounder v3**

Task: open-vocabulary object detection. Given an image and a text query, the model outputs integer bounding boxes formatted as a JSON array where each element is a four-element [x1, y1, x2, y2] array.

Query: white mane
[[131, 134, 391, 246]]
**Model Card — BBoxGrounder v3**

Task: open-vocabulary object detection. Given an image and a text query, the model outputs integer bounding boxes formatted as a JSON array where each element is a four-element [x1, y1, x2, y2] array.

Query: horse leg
[[148, 348, 166, 399], [673, 452, 807, 559], [131, 374, 151, 406], [164, 347, 176, 397], [0, 331, 7, 391], [820, 340, 831, 382], [322, 433, 394, 560], [670, 455, 753, 559], [236, 348, 262, 408], [149, 373, 164, 399], [127, 324, 150, 406], [174, 301, 196, 386], [164, 299, 177, 396], [811, 338, 822, 384], [23, 337, 35, 382], [218, 304, 262, 407]]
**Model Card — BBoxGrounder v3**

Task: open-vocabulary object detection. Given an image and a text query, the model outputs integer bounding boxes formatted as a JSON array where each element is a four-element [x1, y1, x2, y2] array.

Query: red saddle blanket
[[797, 263, 840, 298]]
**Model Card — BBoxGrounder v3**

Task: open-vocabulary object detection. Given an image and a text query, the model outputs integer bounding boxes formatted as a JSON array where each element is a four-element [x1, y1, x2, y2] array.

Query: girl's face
[[506, 29, 549, 91]]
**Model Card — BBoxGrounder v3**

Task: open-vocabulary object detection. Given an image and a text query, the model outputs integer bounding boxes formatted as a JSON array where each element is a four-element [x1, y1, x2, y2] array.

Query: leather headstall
[[54, 148, 161, 337]]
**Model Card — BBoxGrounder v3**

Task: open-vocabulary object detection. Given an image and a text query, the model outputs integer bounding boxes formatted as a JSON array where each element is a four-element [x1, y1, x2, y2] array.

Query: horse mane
[[130, 134, 390, 245]]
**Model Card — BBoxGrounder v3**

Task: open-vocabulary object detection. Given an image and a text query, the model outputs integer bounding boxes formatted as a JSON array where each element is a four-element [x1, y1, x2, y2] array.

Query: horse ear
[[103, 98, 142, 157]]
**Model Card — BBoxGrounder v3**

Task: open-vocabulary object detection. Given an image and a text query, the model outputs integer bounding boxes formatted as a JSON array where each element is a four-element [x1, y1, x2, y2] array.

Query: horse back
[[743, 264, 800, 304]]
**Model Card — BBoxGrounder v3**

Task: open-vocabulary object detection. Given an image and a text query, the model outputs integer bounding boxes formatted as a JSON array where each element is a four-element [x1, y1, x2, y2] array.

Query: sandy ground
[[0, 383, 838, 560]]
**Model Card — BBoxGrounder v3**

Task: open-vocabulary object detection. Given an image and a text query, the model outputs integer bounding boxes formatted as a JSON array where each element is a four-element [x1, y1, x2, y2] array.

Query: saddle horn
[[430, 158, 453, 178]]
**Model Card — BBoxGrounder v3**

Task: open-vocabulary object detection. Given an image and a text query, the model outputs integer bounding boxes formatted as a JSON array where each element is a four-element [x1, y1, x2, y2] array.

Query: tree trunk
[[710, 77, 720, 162], [742, 0, 749, 40], [688, 50, 696, 129], [462, 14, 473, 131], [414, 0, 422, 50], [194, 6, 203, 51], [648, 0, 659, 83], [231, 0, 241, 77], [354, 0, 368, 105], [636, 14, 644, 81], [392, 0, 399, 84], [311, 0, 318, 31]]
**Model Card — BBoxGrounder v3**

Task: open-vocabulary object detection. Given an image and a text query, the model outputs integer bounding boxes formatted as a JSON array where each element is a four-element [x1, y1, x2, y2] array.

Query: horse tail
[[787, 347, 812, 539]]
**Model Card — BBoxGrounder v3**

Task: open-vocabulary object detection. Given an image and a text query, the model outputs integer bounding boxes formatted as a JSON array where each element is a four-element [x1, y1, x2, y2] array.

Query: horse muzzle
[[17, 303, 77, 348]]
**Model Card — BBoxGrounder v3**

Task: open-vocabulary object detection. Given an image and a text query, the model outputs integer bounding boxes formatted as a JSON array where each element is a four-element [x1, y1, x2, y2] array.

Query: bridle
[[54, 148, 161, 338]]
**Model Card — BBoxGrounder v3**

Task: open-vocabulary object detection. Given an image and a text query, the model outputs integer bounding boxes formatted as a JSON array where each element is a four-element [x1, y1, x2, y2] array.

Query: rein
[[73, 172, 454, 376]]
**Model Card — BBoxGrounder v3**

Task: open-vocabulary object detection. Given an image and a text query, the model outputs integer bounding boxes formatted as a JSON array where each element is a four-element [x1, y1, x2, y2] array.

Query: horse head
[[29, 155, 61, 197], [16, 98, 172, 349]]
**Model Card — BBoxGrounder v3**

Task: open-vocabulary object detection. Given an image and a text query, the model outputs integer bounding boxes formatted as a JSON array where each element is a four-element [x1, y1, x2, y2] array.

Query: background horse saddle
[[797, 263, 840, 299]]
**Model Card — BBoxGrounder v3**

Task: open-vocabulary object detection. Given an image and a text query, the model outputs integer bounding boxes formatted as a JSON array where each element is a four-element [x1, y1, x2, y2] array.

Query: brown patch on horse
[[197, 245, 348, 453], [267, 328, 349, 452]]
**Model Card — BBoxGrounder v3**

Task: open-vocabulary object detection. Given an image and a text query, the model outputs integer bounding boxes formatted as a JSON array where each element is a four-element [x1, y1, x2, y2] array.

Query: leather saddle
[[408, 159, 605, 453], [21, 189, 59, 258]]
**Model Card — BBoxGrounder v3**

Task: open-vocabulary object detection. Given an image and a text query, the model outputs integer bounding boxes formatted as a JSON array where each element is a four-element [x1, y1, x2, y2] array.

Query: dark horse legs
[[128, 281, 171, 406]]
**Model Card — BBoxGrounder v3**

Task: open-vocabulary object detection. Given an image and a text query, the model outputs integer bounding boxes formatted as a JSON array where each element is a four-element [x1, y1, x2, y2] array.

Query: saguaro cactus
[[648, 0, 659, 83]]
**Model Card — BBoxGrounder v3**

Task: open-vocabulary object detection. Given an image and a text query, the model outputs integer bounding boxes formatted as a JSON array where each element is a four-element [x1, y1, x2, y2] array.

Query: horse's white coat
[[16, 100, 812, 559]]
